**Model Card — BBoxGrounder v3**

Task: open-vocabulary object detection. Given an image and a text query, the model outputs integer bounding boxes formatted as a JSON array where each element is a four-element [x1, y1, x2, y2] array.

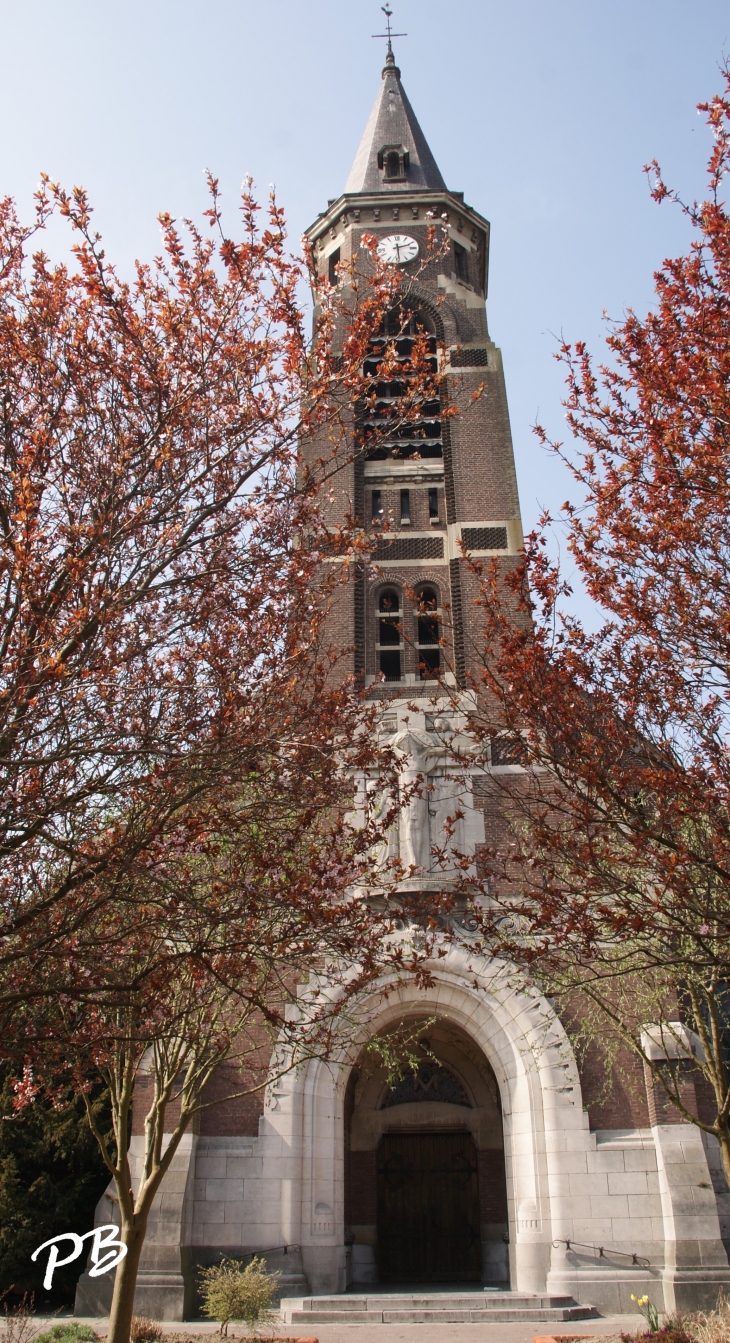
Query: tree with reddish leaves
[[466, 68, 730, 1180], [0, 177, 448, 1338], [19, 747, 425, 1343], [0, 172, 444, 1011]]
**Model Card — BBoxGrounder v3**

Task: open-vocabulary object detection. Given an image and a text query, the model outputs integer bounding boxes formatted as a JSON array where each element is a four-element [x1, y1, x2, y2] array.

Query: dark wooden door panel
[[377, 1131, 481, 1282]]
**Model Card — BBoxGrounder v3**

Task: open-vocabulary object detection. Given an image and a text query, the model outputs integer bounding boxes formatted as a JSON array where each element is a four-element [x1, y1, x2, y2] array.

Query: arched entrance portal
[[345, 1017, 509, 1287]]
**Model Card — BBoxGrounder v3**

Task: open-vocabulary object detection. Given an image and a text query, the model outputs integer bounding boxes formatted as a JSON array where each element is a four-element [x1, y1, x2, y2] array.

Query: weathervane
[[372, 4, 407, 61]]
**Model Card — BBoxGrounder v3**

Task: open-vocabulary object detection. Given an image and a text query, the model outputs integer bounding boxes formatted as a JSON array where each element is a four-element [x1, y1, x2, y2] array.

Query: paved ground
[[45, 1313, 643, 1343]]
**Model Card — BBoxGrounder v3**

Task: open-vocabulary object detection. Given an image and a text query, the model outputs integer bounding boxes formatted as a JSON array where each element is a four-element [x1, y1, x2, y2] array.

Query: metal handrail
[[239, 1243, 300, 1259], [553, 1238, 650, 1268]]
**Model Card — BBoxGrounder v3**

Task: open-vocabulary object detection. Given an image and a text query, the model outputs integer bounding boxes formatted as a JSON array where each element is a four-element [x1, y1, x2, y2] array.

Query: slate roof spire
[[344, 40, 446, 195]]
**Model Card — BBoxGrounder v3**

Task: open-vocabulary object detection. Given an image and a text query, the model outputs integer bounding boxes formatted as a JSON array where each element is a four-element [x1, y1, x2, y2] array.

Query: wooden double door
[[376, 1131, 482, 1282]]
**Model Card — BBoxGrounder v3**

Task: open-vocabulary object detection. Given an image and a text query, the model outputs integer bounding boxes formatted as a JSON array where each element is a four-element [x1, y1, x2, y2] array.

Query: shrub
[[667, 1294, 730, 1343], [1, 1293, 43, 1343], [129, 1320, 163, 1343], [198, 1256, 279, 1336], [621, 1331, 693, 1343], [34, 1327, 99, 1343]]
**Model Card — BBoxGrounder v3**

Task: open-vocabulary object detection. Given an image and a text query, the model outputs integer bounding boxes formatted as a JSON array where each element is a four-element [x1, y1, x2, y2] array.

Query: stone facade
[[76, 44, 730, 1320], [77, 951, 730, 1316]]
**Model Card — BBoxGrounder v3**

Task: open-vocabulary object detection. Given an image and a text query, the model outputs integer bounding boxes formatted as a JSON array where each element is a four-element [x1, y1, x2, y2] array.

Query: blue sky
[[1, 0, 728, 562]]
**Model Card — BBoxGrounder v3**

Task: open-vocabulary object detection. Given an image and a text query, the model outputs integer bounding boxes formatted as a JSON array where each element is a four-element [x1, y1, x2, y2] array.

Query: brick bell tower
[[305, 35, 524, 687], [304, 33, 524, 885]]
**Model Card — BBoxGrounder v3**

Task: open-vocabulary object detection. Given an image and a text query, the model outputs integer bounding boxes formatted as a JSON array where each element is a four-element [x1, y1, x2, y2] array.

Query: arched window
[[362, 306, 442, 463], [377, 589, 402, 681], [415, 587, 440, 679], [381, 1060, 471, 1109]]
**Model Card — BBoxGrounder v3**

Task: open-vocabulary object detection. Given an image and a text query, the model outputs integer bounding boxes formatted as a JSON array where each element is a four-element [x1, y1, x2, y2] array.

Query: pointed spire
[[345, 47, 446, 195]]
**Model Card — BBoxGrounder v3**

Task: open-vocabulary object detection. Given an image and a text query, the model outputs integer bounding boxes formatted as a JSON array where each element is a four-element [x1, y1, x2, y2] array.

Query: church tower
[[294, 38, 730, 1308], [304, 38, 523, 705]]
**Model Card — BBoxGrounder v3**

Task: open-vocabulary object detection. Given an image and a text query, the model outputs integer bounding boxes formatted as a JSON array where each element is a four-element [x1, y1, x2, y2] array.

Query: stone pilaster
[[653, 1124, 730, 1310]]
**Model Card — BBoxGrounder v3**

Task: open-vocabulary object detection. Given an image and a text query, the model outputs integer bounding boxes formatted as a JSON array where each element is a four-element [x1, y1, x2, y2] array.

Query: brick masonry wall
[[322, 572, 357, 678], [644, 1059, 718, 1128], [456, 555, 526, 683], [131, 1076, 183, 1136], [130, 1065, 266, 1138], [447, 360, 521, 524], [198, 1063, 266, 1137], [555, 991, 720, 1132], [131, 1022, 271, 1138], [578, 1038, 651, 1131]]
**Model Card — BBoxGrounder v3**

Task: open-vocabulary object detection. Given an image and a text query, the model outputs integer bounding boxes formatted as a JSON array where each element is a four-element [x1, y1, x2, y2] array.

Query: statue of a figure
[[429, 774, 466, 863], [391, 727, 449, 874], [367, 780, 399, 870]]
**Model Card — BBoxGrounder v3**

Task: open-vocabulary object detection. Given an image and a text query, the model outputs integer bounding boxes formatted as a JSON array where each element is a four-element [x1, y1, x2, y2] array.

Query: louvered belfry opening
[[377, 588, 403, 682], [416, 585, 440, 679], [362, 307, 442, 462]]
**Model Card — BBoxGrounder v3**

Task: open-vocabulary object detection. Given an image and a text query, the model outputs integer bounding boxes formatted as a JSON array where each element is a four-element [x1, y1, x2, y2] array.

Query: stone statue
[[366, 779, 400, 869], [391, 727, 450, 874]]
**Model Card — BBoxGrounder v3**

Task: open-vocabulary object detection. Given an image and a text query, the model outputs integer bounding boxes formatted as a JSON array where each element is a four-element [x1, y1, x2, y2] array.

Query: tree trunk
[[716, 1123, 730, 1192], [107, 1214, 150, 1343]]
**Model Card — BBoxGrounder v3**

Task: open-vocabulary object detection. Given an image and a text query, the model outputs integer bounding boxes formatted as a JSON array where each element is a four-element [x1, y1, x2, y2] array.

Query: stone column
[[74, 1133, 197, 1320], [653, 1124, 730, 1310], [298, 1058, 346, 1295]]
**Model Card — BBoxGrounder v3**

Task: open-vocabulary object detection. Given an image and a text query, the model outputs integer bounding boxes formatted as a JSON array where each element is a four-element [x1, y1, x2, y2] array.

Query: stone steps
[[280, 1291, 597, 1325]]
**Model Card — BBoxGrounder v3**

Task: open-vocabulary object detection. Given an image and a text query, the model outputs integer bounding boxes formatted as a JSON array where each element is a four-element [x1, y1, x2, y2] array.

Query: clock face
[[377, 233, 419, 265]]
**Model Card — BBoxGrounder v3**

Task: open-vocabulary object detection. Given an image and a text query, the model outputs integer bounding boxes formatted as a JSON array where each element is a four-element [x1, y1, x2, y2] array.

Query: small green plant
[[199, 1256, 279, 1337], [34, 1327, 99, 1343], [632, 1295, 661, 1334], [3, 1307, 97, 1343]]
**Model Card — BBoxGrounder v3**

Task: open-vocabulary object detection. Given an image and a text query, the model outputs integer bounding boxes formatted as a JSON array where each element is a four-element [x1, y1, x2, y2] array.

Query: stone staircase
[[279, 1290, 598, 1326]]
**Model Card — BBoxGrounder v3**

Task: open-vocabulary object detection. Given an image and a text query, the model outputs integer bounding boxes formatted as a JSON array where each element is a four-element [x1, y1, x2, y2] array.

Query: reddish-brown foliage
[[0, 176, 449, 1341], [0, 174, 444, 1009], [465, 67, 730, 1176]]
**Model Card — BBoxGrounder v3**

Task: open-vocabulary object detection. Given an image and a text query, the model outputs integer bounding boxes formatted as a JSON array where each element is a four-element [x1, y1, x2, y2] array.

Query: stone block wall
[[75, 954, 730, 1319]]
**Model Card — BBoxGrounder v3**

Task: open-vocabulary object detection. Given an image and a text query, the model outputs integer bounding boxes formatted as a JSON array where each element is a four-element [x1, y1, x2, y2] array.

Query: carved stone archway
[[261, 944, 588, 1295]]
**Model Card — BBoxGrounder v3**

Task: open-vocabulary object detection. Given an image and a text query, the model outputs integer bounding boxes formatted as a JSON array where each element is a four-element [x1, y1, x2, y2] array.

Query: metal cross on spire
[[371, 4, 407, 65]]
